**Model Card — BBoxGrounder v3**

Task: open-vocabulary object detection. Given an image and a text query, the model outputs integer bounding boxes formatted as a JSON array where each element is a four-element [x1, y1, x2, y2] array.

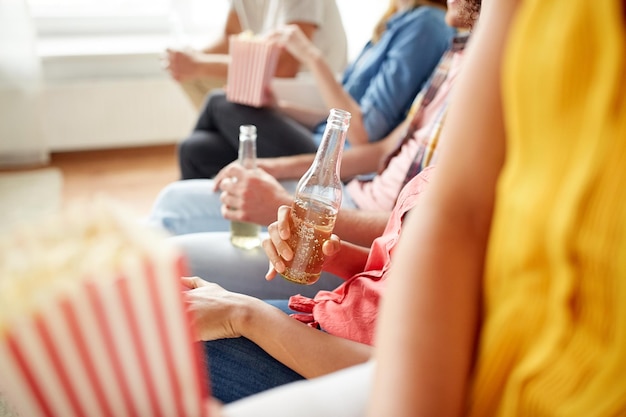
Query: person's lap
[[202, 300, 305, 404], [147, 178, 353, 298], [146, 178, 246, 235], [146, 178, 357, 237], [171, 231, 345, 299]]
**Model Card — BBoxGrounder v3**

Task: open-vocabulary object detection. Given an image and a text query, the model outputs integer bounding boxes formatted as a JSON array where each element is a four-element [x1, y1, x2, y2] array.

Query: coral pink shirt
[[288, 166, 434, 345]]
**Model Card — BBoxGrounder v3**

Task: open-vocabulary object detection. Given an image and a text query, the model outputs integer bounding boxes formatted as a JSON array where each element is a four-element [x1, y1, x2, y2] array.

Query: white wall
[[0, 0, 48, 166], [38, 0, 387, 152]]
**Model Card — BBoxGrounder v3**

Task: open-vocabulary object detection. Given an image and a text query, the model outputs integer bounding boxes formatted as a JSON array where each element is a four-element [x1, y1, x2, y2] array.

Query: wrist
[[236, 297, 274, 337], [303, 46, 323, 69], [271, 157, 289, 179], [275, 155, 309, 180]]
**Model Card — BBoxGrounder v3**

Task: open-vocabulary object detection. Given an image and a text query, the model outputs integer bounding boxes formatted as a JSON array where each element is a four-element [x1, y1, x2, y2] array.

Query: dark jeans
[[179, 91, 320, 179], [201, 300, 306, 404]]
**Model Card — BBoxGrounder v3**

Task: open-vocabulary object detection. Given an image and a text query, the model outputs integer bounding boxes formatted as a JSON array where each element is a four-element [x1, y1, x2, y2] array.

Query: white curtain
[[0, 0, 47, 168]]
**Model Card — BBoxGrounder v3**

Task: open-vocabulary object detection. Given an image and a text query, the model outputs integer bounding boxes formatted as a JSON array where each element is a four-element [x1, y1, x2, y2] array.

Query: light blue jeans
[[145, 178, 286, 236], [146, 179, 354, 298], [146, 178, 356, 236], [146, 181, 359, 403]]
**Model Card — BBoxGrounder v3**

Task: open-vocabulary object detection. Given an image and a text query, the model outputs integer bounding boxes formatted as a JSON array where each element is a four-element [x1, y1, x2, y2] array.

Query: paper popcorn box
[[0, 201, 209, 417], [226, 34, 280, 107]]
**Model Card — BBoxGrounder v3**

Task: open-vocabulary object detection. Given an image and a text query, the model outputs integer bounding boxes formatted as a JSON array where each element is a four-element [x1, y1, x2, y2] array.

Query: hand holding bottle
[[263, 205, 342, 281], [214, 162, 293, 226], [272, 108, 351, 284]]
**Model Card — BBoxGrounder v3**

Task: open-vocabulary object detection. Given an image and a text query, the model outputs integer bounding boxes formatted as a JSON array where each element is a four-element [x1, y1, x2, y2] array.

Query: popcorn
[[226, 33, 280, 108], [0, 200, 209, 417]]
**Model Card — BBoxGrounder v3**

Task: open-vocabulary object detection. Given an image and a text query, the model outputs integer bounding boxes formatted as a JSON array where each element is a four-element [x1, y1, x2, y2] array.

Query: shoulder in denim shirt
[[313, 6, 456, 148]]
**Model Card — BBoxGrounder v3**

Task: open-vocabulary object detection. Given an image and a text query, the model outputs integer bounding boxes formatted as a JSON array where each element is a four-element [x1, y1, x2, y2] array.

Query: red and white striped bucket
[[0, 202, 210, 417]]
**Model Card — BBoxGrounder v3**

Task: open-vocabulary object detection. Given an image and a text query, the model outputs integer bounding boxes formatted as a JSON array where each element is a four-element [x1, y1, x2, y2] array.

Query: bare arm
[[169, 11, 317, 81], [298, 45, 368, 147], [272, 102, 329, 130], [268, 25, 369, 146], [334, 208, 390, 248], [258, 121, 403, 181], [264, 206, 371, 281], [340, 120, 406, 180], [367, 0, 520, 415], [213, 162, 388, 249], [243, 298, 372, 378], [183, 278, 372, 378], [320, 240, 371, 279], [164, 9, 237, 82], [257, 154, 316, 180], [201, 8, 242, 54]]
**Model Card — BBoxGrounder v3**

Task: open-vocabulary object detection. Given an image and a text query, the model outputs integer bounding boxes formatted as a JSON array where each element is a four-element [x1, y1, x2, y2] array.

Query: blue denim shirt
[[312, 6, 455, 148]]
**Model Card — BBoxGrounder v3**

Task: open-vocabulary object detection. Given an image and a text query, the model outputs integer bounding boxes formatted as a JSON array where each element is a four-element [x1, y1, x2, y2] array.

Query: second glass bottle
[[230, 124, 262, 249]]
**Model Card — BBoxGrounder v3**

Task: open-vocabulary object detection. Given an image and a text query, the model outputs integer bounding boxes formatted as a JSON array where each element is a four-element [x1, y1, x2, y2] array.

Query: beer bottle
[[281, 108, 351, 284], [230, 125, 262, 249]]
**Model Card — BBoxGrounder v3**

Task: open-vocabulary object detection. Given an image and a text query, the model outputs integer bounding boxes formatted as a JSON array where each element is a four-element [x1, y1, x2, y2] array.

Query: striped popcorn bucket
[[0, 201, 210, 417], [226, 35, 280, 108]]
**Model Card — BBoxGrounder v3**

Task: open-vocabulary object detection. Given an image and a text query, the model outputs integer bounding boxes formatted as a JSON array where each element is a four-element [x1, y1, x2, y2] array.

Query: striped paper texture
[[0, 204, 210, 417], [226, 35, 280, 108]]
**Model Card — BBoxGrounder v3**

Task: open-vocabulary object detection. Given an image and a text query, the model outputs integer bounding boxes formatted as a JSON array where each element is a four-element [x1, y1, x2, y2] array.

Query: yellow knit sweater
[[468, 0, 626, 415]]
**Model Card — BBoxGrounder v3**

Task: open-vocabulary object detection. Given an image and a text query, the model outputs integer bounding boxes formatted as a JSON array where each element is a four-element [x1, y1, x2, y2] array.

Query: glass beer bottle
[[230, 125, 262, 249], [281, 108, 351, 285]]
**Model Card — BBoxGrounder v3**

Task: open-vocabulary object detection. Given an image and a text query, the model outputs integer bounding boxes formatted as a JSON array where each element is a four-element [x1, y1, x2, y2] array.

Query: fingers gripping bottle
[[230, 125, 262, 249], [281, 108, 351, 284]]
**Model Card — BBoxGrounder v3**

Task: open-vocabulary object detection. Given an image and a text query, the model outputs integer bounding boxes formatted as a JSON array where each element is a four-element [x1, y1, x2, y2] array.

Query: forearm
[[305, 53, 369, 146], [201, 36, 230, 55], [197, 8, 237, 72], [274, 101, 328, 129], [322, 240, 370, 279], [241, 299, 373, 378], [193, 54, 231, 79], [258, 155, 315, 180], [369, 204, 485, 417], [340, 139, 391, 180], [367, 0, 517, 414], [334, 209, 389, 248]]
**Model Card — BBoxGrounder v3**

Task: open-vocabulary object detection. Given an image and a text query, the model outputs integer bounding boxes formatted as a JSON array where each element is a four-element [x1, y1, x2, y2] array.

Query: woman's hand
[[164, 48, 201, 81], [181, 277, 259, 341], [266, 24, 321, 68], [262, 205, 341, 280]]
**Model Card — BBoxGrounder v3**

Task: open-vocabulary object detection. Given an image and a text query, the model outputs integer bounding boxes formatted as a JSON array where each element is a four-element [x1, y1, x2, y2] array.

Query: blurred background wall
[[1, 0, 386, 158], [0, 0, 46, 167]]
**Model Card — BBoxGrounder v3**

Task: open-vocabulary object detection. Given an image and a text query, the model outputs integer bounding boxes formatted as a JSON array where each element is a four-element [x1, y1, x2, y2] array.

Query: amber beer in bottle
[[281, 108, 351, 284], [230, 125, 262, 249]]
